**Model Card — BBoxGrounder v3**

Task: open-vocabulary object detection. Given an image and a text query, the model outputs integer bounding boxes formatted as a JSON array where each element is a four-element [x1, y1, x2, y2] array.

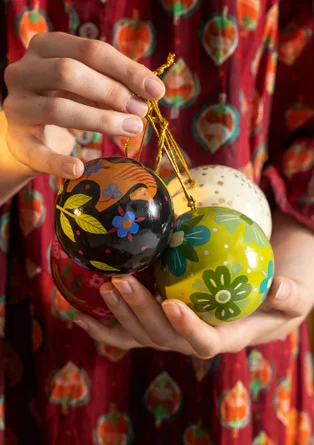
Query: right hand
[[3, 32, 165, 179]]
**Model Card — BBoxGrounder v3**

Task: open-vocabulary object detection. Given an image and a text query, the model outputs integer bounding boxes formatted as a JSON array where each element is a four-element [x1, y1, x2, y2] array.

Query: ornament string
[[124, 53, 196, 210]]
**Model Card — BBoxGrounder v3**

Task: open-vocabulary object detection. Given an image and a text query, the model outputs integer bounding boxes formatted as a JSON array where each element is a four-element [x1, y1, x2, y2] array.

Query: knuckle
[[82, 39, 103, 66], [54, 58, 75, 87], [28, 32, 47, 49], [98, 111, 112, 131], [4, 63, 19, 87]]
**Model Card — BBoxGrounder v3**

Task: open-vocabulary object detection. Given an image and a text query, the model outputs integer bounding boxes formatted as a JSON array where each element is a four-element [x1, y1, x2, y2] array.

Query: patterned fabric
[[1, 0, 314, 443]]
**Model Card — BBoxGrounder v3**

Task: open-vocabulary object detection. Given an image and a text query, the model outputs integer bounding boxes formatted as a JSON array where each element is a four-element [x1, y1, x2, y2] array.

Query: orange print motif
[[283, 143, 314, 179], [286, 410, 312, 445], [94, 405, 133, 445], [237, 0, 260, 31], [220, 381, 250, 437], [250, 89, 264, 136], [279, 20, 312, 66], [96, 342, 128, 363], [113, 10, 155, 62], [32, 318, 44, 354], [5, 345, 23, 388], [51, 287, 78, 321], [18, 186, 46, 237], [252, 431, 275, 445], [274, 376, 291, 425], [285, 100, 314, 132], [191, 357, 213, 382], [49, 361, 90, 413], [201, 11, 239, 66], [248, 350, 273, 399], [253, 145, 267, 183], [145, 372, 182, 427], [183, 423, 211, 445], [160, 0, 200, 24], [17, 1, 50, 48], [162, 59, 199, 119]]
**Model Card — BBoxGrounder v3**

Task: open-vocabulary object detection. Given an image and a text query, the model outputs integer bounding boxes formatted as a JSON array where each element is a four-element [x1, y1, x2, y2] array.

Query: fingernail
[[74, 319, 89, 332], [100, 289, 119, 305], [122, 117, 143, 135], [163, 303, 182, 320], [274, 279, 292, 301], [126, 97, 148, 117], [112, 278, 132, 296], [62, 162, 76, 177], [144, 77, 165, 99]]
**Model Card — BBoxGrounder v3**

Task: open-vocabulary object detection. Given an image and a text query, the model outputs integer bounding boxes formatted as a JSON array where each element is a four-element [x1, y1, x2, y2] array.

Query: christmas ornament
[[50, 235, 156, 319], [54, 157, 173, 276], [167, 164, 272, 239], [154, 206, 274, 326]]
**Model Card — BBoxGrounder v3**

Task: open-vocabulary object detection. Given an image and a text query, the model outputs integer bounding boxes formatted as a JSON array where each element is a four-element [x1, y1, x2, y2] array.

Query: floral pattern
[[112, 211, 140, 239], [190, 266, 252, 321], [84, 160, 102, 175], [102, 183, 122, 199], [259, 261, 274, 299], [162, 214, 210, 277]]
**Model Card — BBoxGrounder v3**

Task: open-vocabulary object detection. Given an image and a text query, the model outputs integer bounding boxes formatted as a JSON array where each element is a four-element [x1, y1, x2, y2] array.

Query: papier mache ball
[[154, 206, 274, 326], [54, 157, 174, 275], [50, 235, 157, 319], [167, 165, 272, 239]]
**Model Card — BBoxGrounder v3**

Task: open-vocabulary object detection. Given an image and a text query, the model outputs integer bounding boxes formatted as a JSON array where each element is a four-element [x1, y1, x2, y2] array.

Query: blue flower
[[84, 161, 102, 175], [162, 214, 211, 277], [259, 260, 274, 300], [102, 183, 122, 199], [112, 211, 139, 238]]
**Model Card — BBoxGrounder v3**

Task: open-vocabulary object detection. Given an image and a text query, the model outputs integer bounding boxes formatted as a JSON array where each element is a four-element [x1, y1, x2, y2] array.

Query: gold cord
[[124, 53, 196, 210]]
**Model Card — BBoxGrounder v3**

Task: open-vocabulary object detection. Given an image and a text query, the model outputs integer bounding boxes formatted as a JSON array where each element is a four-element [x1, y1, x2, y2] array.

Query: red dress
[[1, 1, 314, 444]]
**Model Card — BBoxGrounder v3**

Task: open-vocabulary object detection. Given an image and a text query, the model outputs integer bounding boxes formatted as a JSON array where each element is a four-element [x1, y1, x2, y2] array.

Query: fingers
[[5, 94, 143, 136], [162, 300, 223, 358], [267, 276, 312, 317], [27, 32, 165, 100], [8, 58, 148, 118], [111, 276, 190, 351], [98, 281, 156, 346], [6, 128, 84, 179], [73, 315, 142, 349]]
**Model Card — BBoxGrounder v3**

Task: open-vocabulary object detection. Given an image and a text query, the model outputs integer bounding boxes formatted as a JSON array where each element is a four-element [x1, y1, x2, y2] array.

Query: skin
[[1, 33, 313, 354], [1, 32, 164, 204]]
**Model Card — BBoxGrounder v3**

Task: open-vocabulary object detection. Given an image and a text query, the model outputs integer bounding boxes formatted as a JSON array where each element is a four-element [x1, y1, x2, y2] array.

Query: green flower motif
[[190, 266, 252, 321]]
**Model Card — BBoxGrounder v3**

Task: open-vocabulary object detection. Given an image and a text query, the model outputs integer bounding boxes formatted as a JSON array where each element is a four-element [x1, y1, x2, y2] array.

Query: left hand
[[73, 211, 314, 357]]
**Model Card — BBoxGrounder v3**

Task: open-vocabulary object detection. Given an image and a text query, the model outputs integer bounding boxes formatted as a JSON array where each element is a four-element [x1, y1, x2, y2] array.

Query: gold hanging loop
[[124, 53, 196, 210]]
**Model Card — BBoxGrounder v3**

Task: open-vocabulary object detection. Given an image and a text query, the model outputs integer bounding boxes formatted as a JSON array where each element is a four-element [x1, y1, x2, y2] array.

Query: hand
[[73, 273, 311, 357], [3, 32, 165, 179]]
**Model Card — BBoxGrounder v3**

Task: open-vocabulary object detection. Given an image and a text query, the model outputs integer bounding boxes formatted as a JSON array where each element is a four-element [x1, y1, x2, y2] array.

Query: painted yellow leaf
[[75, 214, 107, 234], [90, 261, 120, 272], [60, 213, 75, 242], [64, 194, 92, 210]]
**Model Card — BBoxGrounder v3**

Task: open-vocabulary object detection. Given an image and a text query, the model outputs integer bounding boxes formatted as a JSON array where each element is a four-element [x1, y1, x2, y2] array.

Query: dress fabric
[[1, 0, 314, 444]]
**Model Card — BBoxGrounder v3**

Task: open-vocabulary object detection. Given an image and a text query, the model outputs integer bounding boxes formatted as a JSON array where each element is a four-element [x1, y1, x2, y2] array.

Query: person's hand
[[73, 212, 314, 357], [3, 32, 165, 179]]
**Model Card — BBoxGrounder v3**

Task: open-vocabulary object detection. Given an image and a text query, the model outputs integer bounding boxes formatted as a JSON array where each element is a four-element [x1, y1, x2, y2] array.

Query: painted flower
[[102, 183, 122, 199], [162, 214, 210, 277], [84, 161, 102, 175], [112, 211, 139, 239], [89, 274, 105, 289], [259, 260, 274, 299], [190, 266, 252, 321]]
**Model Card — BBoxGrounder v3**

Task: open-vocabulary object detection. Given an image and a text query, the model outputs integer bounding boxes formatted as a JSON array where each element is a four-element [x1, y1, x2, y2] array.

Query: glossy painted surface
[[167, 165, 272, 239], [50, 235, 156, 319], [54, 157, 174, 275], [154, 206, 274, 325]]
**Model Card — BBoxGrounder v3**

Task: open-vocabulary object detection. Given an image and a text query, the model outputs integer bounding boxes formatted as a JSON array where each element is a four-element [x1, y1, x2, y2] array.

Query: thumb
[[267, 276, 312, 317]]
